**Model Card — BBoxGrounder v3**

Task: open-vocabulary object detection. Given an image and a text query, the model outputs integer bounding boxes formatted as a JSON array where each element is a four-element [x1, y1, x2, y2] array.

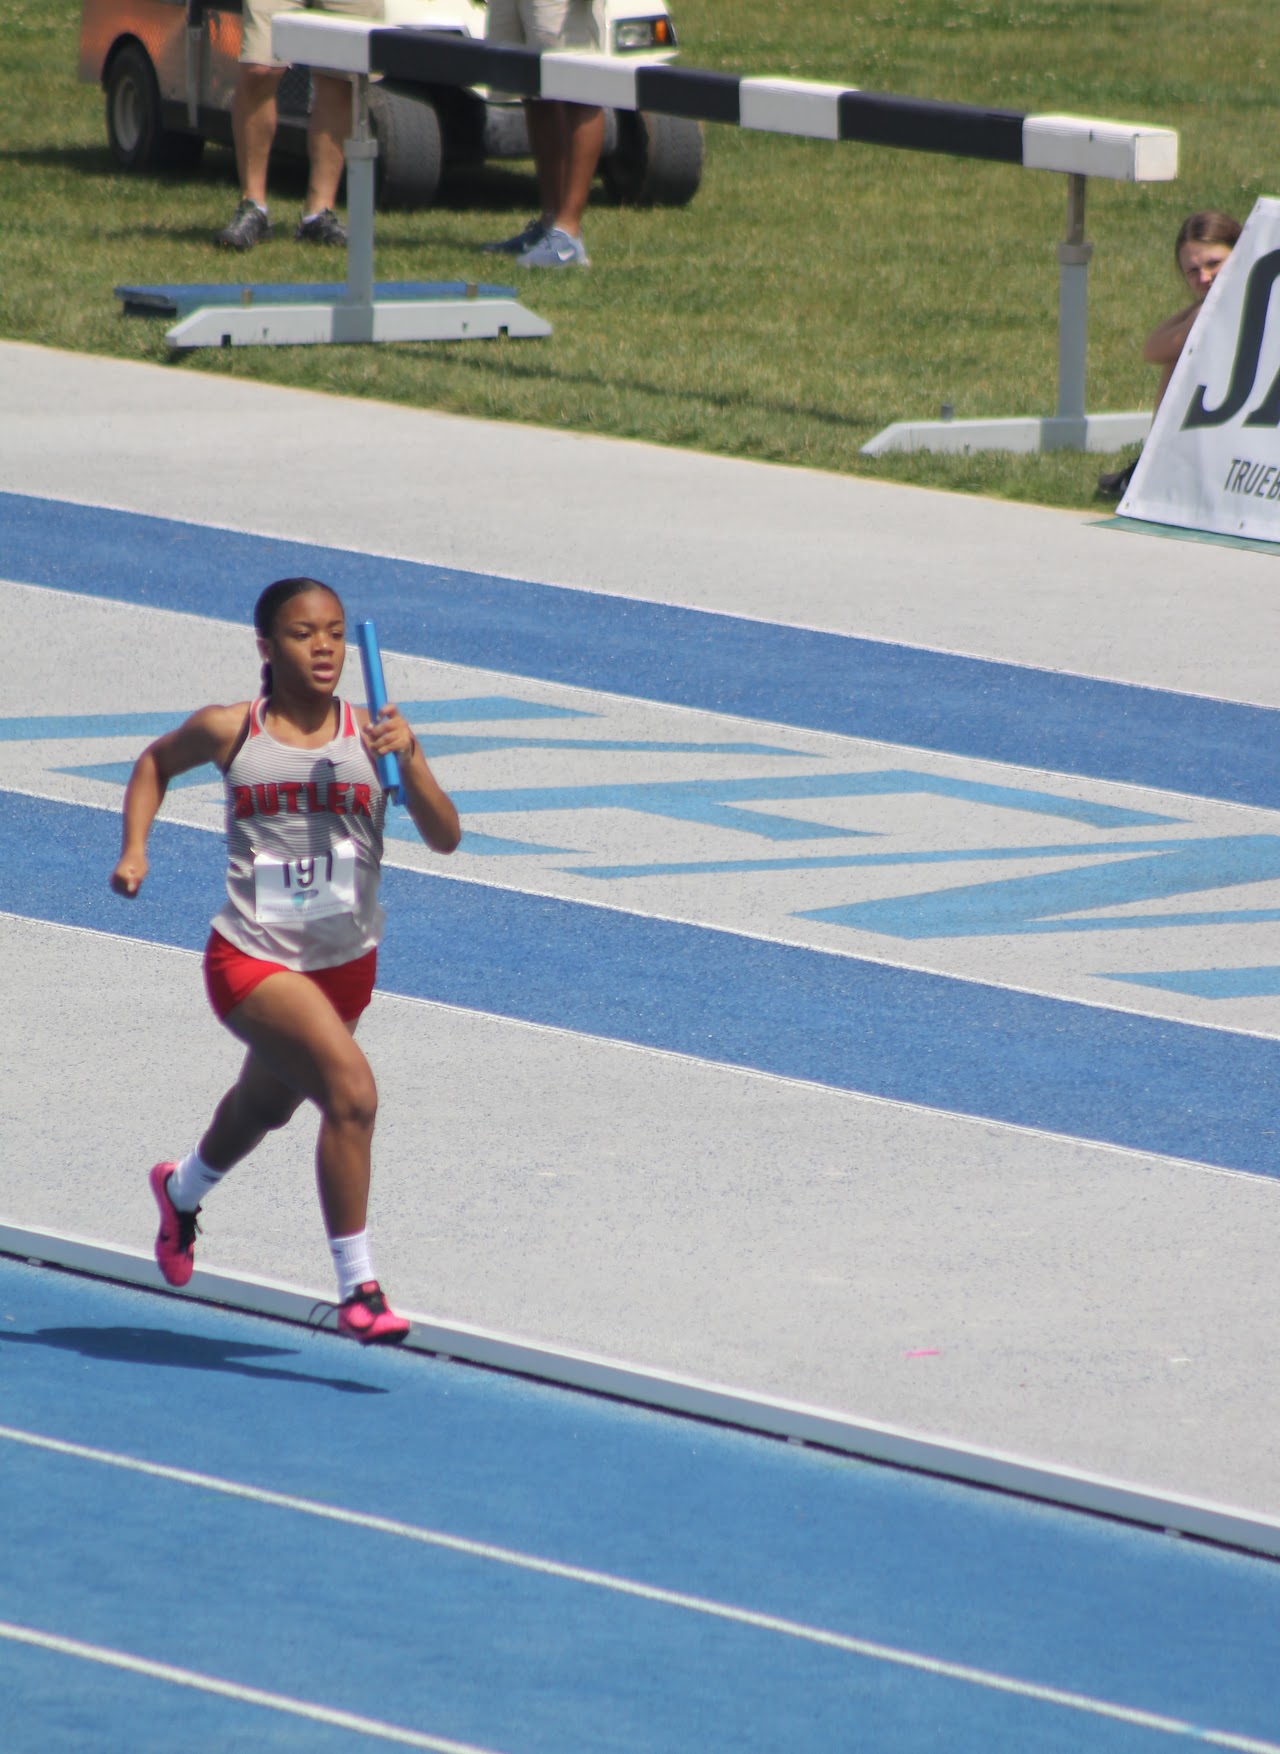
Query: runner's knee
[[323, 1064, 378, 1133]]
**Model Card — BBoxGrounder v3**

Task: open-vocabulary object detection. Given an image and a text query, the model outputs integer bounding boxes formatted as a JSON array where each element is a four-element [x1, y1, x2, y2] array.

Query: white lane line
[[0, 1619, 503, 1753], [3, 1423, 1277, 1752]]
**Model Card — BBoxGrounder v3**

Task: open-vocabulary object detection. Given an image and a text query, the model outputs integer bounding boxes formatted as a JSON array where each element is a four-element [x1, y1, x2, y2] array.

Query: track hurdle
[[265, 15, 1177, 453]]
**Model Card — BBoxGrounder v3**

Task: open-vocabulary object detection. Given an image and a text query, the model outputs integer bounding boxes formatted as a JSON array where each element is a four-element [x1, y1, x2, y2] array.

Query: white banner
[[1120, 196, 1280, 543]]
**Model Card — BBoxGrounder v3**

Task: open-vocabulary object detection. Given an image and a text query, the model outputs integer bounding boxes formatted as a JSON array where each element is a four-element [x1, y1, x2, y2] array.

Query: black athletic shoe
[[216, 199, 273, 251], [1096, 458, 1139, 499], [295, 208, 347, 246]]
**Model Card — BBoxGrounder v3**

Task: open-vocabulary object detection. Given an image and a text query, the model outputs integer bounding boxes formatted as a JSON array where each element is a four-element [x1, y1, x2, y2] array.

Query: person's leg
[[531, 0, 601, 241], [216, 62, 283, 247], [154, 1045, 306, 1283], [222, 971, 377, 1238], [525, 97, 566, 224], [480, 99, 558, 255], [221, 971, 405, 1340], [198, 1048, 309, 1173], [303, 72, 352, 220], [232, 64, 284, 206], [554, 100, 604, 237], [514, 0, 603, 266], [163, 1047, 303, 1213], [152, 971, 403, 1337], [515, 99, 599, 264]]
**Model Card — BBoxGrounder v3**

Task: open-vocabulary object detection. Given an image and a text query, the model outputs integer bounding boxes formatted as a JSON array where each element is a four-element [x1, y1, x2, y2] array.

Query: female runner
[[110, 576, 461, 1343]]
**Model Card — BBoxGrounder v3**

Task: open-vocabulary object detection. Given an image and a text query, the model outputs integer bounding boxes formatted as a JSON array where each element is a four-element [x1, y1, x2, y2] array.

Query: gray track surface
[[5, 340, 1280, 1516]]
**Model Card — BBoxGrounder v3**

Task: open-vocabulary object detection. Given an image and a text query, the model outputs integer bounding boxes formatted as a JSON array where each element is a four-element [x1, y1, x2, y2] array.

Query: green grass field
[[1, 0, 1268, 507]]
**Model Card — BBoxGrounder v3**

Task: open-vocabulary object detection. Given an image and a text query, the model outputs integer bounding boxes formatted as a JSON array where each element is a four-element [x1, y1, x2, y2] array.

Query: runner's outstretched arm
[[111, 705, 244, 896]]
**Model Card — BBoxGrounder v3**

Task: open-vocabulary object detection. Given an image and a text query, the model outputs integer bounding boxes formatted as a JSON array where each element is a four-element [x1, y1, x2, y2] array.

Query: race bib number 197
[[253, 841, 358, 924]]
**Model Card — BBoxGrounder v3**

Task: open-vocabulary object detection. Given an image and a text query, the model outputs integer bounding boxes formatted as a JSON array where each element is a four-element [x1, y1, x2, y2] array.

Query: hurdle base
[[861, 410, 1151, 458], [164, 295, 552, 351]]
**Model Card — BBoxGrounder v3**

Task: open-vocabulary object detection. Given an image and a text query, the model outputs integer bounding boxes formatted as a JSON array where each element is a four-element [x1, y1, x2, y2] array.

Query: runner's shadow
[[0, 1325, 385, 1395]]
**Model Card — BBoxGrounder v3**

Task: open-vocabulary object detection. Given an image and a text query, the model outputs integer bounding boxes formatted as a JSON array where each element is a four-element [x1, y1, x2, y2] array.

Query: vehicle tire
[[369, 83, 444, 209], [601, 110, 703, 207], [481, 100, 530, 161], [104, 42, 203, 174]]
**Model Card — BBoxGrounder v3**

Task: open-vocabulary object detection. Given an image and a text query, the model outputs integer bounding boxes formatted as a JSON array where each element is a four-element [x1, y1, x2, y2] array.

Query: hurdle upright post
[[1055, 171, 1093, 431], [343, 72, 377, 319], [183, 0, 203, 129]]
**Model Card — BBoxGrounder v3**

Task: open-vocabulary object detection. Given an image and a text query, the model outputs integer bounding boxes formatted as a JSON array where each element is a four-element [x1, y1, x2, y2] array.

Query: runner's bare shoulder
[[156, 702, 253, 777]]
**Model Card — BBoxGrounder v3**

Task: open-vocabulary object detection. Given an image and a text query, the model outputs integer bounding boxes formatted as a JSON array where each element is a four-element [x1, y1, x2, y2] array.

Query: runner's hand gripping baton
[[355, 620, 401, 804]]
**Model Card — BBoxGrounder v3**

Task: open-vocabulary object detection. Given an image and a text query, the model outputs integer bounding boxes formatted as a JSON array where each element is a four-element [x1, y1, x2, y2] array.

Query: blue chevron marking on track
[[1103, 966, 1280, 998], [7, 787, 1280, 1179]]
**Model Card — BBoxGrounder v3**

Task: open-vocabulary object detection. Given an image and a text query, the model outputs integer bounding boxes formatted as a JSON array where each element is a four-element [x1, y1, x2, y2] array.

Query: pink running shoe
[[149, 1161, 200, 1288], [337, 1281, 410, 1346]]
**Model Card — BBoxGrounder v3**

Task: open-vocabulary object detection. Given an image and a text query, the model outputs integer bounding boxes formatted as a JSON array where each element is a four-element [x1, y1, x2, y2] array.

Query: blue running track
[[2, 1259, 1279, 1754]]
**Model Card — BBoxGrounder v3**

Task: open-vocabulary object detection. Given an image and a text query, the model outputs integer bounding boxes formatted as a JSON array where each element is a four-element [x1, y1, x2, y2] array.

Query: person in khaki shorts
[[482, 0, 602, 266], [216, 0, 384, 251]]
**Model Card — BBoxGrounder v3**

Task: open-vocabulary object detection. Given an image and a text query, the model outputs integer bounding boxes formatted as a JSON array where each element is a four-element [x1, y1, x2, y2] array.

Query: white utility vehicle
[[78, 0, 704, 207]]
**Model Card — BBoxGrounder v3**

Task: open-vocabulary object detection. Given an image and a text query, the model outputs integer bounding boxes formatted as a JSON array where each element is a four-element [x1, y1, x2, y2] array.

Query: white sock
[[330, 1231, 376, 1302], [168, 1148, 226, 1213]]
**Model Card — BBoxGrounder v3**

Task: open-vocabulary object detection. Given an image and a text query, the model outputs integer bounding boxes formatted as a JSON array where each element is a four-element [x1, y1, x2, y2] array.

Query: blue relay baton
[[355, 619, 401, 804]]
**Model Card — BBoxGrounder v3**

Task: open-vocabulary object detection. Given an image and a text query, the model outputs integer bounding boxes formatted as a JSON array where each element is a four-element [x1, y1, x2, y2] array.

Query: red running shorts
[[203, 930, 378, 1024]]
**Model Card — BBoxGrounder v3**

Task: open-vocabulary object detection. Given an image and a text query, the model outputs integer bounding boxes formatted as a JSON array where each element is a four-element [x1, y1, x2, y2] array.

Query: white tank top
[[211, 697, 387, 971]]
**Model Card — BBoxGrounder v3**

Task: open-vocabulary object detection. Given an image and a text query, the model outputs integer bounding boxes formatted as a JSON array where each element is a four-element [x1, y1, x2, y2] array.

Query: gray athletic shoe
[[483, 217, 548, 255], [295, 208, 347, 246], [517, 225, 590, 268], [215, 198, 272, 251]]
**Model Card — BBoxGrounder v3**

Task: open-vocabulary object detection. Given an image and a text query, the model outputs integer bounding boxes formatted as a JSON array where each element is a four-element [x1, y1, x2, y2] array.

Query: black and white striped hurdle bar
[[272, 16, 1177, 182]]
